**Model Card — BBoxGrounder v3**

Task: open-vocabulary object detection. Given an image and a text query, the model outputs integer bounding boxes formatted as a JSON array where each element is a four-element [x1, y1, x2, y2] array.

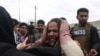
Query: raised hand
[[16, 37, 31, 50], [89, 49, 98, 56], [59, 20, 84, 56], [60, 20, 69, 33]]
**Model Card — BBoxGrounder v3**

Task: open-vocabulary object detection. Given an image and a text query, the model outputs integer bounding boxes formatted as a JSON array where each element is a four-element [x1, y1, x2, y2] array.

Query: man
[[42, 18, 61, 47], [35, 19, 45, 41], [17, 22, 28, 43], [70, 8, 100, 56]]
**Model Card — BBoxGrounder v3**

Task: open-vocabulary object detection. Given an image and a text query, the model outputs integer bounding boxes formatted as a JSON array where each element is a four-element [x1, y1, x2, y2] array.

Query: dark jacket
[[0, 43, 37, 56], [24, 46, 61, 56], [24, 40, 61, 56]]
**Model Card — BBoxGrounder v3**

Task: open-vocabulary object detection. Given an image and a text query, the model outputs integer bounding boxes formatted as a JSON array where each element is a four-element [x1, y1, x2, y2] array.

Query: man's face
[[37, 24, 44, 32], [37, 24, 44, 29], [19, 25, 28, 35], [47, 22, 59, 44], [77, 12, 88, 26]]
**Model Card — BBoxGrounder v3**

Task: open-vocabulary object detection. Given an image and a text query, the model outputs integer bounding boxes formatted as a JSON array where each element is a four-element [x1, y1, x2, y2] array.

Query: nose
[[82, 16, 86, 20], [49, 31, 55, 36]]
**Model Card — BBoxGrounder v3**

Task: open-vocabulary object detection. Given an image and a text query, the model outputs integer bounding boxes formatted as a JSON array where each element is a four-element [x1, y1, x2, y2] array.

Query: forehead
[[48, 22, 58, 30], [78, 12, 88, 15], [37, 24, 44, 26], [20, 25, 27, 28]]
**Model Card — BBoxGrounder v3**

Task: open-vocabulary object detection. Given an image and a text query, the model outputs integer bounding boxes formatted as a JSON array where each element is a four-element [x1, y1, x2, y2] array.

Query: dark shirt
[[0, 43, 37, 56], [91, 26, 100, 52], [24, 41, 61, 56]]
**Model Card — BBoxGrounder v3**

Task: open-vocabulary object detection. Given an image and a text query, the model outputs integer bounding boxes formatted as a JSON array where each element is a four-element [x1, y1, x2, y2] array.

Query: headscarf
[[0, 6, 16, 46]]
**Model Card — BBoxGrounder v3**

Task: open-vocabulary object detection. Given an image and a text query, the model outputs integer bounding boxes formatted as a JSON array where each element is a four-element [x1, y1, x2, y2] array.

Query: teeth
[[50, 39, 55, 40]]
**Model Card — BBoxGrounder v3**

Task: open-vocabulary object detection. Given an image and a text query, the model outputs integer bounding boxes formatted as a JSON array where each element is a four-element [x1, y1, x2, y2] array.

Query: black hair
[[77, 8, 89, 15], [19, 22, 28, 27], [37, 19, 45, 25], [46, 18, 62, 46], [12, 18, 19, 27], [60, 17, 66, 20]]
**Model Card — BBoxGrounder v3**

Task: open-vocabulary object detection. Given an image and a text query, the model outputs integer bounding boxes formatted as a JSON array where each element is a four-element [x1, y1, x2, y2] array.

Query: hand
[[39, 26, 47, 44], [89, 49, 98, 56], [60, 20, 69, 33], [16, 37, 31, 50], [74, 40, 80, 47]]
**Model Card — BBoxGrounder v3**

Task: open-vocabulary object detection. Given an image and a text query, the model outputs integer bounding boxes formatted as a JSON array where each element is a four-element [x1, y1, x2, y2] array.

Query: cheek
[[55, 33, 58, 37], [48, 32, 58, 36]]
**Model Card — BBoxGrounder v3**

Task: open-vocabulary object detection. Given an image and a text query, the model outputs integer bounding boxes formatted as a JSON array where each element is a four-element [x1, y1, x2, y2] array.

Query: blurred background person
[[12, 18, 20, 44], [35, 19, 45, 41], [17, 22, 28, 44]]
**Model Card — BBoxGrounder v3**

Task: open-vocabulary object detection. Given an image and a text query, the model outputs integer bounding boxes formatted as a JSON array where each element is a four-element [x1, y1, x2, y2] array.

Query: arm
[[89, 26, 100, 55], [60, 20, 84, 56], [91, 26, 100, 51]]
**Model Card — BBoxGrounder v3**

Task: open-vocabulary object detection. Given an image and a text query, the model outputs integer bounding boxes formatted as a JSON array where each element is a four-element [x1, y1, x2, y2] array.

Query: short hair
[[12, 18, 20, 27], [19, 22, 28, 27], [60, 17, 66, 20], [37, 19, 45, 25], [77, 8, 89, 15], [47, 18, 61, 35], [45, 18, 61, 44]]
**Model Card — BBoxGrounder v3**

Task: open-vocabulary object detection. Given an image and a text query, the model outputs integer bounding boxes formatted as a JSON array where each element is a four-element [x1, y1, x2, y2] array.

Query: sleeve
[[91, 26, 100, 52], [24, 46, 61, 56], [0, 43, 36, 56]]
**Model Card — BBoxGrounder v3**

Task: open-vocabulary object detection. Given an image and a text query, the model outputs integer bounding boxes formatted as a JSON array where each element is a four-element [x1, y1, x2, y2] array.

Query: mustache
[[79, 20, 87, 26], [47, 35, 56, 38]]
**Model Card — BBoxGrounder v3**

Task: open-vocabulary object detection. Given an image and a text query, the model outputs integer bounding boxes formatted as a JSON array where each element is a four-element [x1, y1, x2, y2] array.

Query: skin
[[47, 22, 59, 46], [37, 24, 45, 30], [19, 25, 28, 35], [76, 12, 88, 26], [77, 12, 98, 55]]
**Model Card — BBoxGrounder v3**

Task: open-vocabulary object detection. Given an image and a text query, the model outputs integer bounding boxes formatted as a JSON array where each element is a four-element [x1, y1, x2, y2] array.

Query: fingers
[[39, 26, 47, 43], [89, 49, 98, 56], [60, 20, 69, 32], [23, 37, 28, 44], [74, 40, 80, 47]]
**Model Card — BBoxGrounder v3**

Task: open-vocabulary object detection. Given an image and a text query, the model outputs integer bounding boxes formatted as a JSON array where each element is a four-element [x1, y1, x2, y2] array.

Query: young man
[[70, 8, 100, 56], [35, 19, 45, 41], [17, 22, 28, 43]]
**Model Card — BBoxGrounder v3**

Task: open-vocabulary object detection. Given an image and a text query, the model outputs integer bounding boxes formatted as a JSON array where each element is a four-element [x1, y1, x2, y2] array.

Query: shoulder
[[87, 23, 97, 29], [70, 24, 79, 31], [87, 23, 98, 33], [88, 24, 97, 31]]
